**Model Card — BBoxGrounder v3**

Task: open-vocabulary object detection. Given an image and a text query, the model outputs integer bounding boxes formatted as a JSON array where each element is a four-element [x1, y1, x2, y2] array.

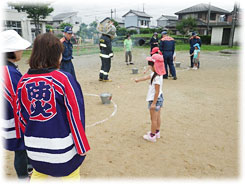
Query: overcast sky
[[1, 0, 242, 25], [49, 0, 241, 25]]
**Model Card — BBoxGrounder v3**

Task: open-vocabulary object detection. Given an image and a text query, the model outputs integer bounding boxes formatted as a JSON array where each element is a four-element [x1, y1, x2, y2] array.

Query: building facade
[[157, 15, 178, 28], [175, 3, 231, 35], [51, 12, 81, 33], [122, 10, 152, 29], [3, 8, 52, 43]]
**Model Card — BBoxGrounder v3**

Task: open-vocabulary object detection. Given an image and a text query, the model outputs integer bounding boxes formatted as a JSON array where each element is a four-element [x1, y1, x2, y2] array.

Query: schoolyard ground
[[4, 48, 240, 179]]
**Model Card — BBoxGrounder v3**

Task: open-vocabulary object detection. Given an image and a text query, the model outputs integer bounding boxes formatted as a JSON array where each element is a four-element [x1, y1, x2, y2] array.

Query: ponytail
[[151, 72, 158, 85]]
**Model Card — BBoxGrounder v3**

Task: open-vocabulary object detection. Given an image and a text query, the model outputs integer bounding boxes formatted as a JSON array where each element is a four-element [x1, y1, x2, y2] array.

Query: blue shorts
[[148, 94, 164, 112]]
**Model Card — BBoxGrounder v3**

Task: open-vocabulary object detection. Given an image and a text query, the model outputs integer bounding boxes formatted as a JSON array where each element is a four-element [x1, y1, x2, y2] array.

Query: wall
[[211, 26, 240, 45], [233, 26, 240, 45], [124, 13, 138, 28], [211, 27, 223, 45], [157, 16, 168, 27], [4, 9, 33, 43]]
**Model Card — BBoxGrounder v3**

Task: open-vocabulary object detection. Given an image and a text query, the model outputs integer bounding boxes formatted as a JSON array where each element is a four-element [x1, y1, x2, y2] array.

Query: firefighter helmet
[[97, 20, 117, 39]]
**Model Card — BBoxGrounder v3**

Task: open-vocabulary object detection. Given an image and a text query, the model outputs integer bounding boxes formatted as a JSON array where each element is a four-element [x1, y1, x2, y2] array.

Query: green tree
[[9, 3, 53, 36], [111, 19, 120, 29], [176, 17, 197, 36], [87, 21, 98, 39], [46, 24, 53, 32], [77, 23, 88, 40], [59, 22, 73, 31]]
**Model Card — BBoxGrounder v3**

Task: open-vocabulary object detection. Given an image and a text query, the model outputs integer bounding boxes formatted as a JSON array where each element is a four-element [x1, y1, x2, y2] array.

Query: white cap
[[1, 30, 31, 52]]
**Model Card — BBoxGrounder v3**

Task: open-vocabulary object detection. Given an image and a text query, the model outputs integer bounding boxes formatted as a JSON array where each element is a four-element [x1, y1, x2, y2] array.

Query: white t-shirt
[[146, 72, 163, 101]]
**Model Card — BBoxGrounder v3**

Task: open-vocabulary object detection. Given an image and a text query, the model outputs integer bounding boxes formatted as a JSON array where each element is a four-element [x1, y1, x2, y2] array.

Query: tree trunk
[[34, 18, 40, 37]]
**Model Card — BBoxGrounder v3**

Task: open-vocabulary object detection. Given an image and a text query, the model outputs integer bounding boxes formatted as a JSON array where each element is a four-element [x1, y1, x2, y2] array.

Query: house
[[100, 17, 125, 27], [114, 18, 124, 27], [210, 7, 241, 45], [122, 10, 152, 30], [51, 12, 82, 33], [175, 3, 231, 35], [157, 15, 178, 28], [3, 8, 52, 43]]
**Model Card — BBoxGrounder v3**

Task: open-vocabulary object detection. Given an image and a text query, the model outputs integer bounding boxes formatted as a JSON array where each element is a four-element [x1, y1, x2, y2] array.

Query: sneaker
[[143, 132, 156, 142], [148, 131, 160, 139], [99, 78, 103, 81], [173, 76, 177, 80], [126, 62, 129, 65], [130, 62, 134, 65], [156, 131, 160, 139], [103, 79, 112, 82]]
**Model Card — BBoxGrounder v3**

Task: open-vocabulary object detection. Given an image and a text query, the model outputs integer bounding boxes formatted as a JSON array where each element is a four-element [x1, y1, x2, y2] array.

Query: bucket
[[175, 62, 181, 68], [132, 68, 138, 74], [100, 93, 112, 104]]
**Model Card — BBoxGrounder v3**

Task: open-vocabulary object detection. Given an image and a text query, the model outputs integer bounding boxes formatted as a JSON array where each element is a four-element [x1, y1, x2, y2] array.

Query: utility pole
[[143, 3, 145, 12], [206, 2, 211, 35], [229, 3, 238, 48], [114, 8, 116, 19], [110, 9, 113, 19]]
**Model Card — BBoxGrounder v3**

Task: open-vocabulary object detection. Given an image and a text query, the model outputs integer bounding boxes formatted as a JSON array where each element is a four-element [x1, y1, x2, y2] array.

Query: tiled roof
[[175, 3, 230, 15], [53, 12, 77, 21], [157, 15, 178, 21], [122, 10, 152, 18]]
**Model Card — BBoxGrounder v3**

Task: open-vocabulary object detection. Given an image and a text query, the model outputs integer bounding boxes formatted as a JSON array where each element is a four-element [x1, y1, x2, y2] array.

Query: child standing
[[190, 43, 200, 70], [124, 34, 133, 65], [135, 47, 166, 142]]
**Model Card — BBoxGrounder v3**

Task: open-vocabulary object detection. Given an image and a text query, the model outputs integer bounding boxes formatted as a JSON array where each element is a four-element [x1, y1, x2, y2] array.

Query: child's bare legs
[[156, 109, 161, 131], [150, 109, 157, 134]]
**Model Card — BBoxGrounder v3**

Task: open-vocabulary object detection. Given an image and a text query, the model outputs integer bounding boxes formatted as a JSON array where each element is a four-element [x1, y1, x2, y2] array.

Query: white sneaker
[[156, 131, 160, 139], [143, 132, 156, 142], [147, 131, 160, 139]]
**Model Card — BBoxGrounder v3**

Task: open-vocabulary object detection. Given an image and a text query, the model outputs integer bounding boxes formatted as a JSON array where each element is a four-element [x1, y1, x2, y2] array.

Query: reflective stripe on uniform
[[100, 70, 104, 73], [100, 53, 111, 58], [100, 43, 107, 47], [109, 53, 113, 57], [103, 72, 108, 75]]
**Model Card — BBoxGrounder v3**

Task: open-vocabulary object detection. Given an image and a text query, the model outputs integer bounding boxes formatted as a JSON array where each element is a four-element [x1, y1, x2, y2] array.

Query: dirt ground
[[3, 48, 240, 180]]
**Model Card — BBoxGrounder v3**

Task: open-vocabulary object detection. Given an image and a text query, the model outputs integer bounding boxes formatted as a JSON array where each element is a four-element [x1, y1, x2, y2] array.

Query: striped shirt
[[2, 61, 25, 151], [16, 68, 90, 176]]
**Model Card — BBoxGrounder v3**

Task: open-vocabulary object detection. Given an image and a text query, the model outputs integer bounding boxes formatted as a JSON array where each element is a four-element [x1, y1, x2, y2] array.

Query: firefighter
[[97, 21, 117, 82], [60, 26, 76, 80], [189, 32, 202, 68], [159, 31, 177, 80]]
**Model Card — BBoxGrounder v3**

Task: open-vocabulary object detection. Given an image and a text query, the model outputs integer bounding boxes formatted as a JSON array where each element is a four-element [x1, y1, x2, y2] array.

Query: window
[[198, 13, 202, 19], [210, 13, 216, 21], [141, 20, 144, 25], [4, 21, 22, 36]]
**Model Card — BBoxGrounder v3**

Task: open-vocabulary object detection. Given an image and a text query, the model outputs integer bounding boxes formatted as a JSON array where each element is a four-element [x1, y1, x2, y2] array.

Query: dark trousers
[[60, 60, 76, 80], [99, 57, 111, 80], [163, 52, 176, 78], [14, 150, 30, 179], [125, 51, 132, 63]]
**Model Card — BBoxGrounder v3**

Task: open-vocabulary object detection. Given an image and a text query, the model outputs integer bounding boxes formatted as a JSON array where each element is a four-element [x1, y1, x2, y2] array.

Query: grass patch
[[22, 50, 32, 58], [22, 44, 239, 58]]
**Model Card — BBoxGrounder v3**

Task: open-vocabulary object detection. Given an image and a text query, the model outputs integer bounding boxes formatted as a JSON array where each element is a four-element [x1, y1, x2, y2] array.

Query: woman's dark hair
[[126, 34, 130, 39], [29, 33, 64, 69], [6, 52, 16, 60], [148, 61, 159, 84]]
